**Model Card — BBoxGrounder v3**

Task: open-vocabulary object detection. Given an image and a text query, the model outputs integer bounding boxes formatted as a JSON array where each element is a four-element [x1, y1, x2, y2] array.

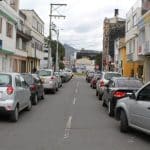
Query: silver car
[[0, 73, 32, 122], [96, 72, 121, 100], [115, 81, 150, 135], [37, 69, 58, 94]]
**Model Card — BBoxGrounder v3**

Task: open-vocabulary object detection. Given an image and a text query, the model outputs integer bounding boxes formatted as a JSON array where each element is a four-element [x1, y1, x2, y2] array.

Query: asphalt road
[[0, 76, 149, 150]]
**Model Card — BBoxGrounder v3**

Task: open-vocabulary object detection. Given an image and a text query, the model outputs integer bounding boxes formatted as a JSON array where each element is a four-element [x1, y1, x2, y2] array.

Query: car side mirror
[[129, 93, 136, 99]]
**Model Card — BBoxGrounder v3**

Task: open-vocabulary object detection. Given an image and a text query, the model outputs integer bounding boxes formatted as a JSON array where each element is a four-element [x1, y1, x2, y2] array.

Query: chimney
[[115, 9, 119, 17]]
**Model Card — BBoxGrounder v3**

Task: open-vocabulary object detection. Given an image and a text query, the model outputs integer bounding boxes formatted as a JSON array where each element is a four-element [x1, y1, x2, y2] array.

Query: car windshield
[[0, 74, 12, 87], [104, 73, 121, 80], [38, 70, 52, 76], [117, 79, 143, 88]]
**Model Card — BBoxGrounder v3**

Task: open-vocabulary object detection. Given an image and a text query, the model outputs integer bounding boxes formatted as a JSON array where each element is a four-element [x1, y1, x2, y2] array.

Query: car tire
[[32, 94, 38, 105], [26, 100, 32, 111], [108, 101, 114, 117], [41, 91, 45, 100], [52, 88, 56, 94], [120, 110, 128, 133], [10, 107, 19, 122], [96, 90, 98, 96], [98, 92, 102, 101]]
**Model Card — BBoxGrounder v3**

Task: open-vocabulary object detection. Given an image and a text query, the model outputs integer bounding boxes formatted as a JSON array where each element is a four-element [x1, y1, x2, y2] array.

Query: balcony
[[127, 53, 134, 61], [0, 0, 18, 23], [17, 24, 32, 41], [144, 41, 150, 55]]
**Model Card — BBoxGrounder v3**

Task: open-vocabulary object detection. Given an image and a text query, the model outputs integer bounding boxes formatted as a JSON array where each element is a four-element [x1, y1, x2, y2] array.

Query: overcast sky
[[20, 0, 137, 51]]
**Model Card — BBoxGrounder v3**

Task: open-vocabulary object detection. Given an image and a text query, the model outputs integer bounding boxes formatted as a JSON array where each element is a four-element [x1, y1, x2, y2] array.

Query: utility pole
[[47, 3, 67, 69], [56, 29, 59, 71]]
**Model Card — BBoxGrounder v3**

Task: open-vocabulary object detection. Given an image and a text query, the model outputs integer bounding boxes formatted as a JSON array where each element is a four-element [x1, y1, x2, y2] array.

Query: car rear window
[[0, 74, 12, 87], [38, 70, 52, 76], [104, 73, 121, 80], [22, 74, 34, 84], [117, 79, 143, 88]]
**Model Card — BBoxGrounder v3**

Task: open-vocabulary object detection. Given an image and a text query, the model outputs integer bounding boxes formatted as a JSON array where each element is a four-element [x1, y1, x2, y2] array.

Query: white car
[[37, 69, 58, 94], [0, 73, 32, 122], [115, 81, 150, 135]]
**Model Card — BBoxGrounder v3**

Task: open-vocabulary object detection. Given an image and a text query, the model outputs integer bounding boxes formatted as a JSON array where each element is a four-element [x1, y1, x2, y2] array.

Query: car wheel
[[102, 96, 107, 107], [52, 88, 56, 94], [10, 107, 19, 122], [32, 94, 38, 105], [98, 92, 102, 101], [26, 100, 32, 111], [108, 101, 114, 117], [120, 110, 128, 133], [41, 91, 45, 100], [96, 90, 98, 96]]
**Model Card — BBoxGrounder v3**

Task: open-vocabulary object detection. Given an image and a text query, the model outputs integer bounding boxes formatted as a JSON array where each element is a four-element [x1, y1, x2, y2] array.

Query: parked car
[[54, 72, 62, 87], [0, 72, 32, 122], [96, 72, 122, 100], [90, 74, 102, 89], [86, 71, 94, 83], [36, 69, 58, 94], [102, 77, 143, 116], [115, 81, 150, 135], [21, 73, 45, 105]]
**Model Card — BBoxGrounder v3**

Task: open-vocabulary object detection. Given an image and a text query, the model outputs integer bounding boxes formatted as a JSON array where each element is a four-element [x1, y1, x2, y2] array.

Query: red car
[[90, 74, 101, 89]]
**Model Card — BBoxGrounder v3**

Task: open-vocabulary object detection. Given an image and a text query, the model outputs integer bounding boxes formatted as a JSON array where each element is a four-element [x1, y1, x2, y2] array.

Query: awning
[[0, 48, 14, 55]]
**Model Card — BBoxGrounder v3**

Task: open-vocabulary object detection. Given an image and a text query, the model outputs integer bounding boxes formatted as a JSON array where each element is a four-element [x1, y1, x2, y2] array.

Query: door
[[130, 84, 150, 131], [15, 75, 24, 110]]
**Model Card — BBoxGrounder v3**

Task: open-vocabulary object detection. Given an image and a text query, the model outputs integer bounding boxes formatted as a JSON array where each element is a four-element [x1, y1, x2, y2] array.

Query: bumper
[[43, 83, 55, 90], [0, 100, 16, 112]]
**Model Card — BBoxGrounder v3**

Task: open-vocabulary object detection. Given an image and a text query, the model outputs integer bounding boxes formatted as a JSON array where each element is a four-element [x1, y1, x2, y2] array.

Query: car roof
[[0, 72, 20, 76]]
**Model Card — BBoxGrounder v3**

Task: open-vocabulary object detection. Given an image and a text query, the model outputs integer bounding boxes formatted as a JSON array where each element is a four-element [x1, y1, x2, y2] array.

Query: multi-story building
[[21, 9, 44, 72], [126, 0, 145, 79], [0, 0, 19, 72], [13, 10, 32, 73], [137, 0, 150, 83], [102, 9, 125, 71]]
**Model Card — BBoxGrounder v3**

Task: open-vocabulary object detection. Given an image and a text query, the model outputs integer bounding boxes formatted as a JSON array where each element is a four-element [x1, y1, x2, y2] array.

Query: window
[[0, 74, 12, 87], [126, 20, 130, 32], [15, 76, 21, 87], [0, 17, 2, 33], [133, 14, 137, 26], [6, 22, 13, 38], [138, 84, 150, 101]]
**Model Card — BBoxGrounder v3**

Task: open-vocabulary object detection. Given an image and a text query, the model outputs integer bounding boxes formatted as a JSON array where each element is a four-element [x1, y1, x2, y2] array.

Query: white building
[[125, 0, 144, 78], [138, 9, 150, 83], [0, 0, 19, 72], [21, 10, 44, 72]]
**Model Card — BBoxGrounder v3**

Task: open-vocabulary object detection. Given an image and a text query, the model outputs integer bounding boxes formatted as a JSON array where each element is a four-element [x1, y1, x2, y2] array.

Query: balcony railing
[[17, 23, 31, 36], [127, 53, 134, 61], [144, 41, 150, 55]]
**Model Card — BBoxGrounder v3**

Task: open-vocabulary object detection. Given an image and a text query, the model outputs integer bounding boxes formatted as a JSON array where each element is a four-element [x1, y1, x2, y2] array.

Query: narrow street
[[0, 76, 149, 150]]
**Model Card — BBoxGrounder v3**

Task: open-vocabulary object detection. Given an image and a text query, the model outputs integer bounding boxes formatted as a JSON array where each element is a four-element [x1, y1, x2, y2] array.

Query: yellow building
[[120, 46, 143, 78]]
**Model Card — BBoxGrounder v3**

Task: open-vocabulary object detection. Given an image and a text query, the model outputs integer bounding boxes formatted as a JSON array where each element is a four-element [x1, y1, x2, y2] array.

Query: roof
[[21, 9, 44, 24]]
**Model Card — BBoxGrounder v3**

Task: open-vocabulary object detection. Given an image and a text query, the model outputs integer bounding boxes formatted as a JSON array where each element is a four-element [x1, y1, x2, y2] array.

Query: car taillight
[[113, 91, 126, 98], [99, 80, 104, 87], [51, 76, 55, 80], [7, 86, 14, 95], [30, 85, 36, 91]]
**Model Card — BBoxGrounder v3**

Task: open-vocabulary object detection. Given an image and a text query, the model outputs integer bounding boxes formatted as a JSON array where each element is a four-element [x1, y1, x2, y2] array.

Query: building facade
[[102, 9, 125, 71], [0, 0, 19, 72], [138, 9, 150, 83], [21, 10, 44, 72]]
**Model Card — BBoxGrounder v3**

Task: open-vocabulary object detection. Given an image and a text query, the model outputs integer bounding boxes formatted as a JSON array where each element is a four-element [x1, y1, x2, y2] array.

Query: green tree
[[45, 37, 65, 68], [95, 53, 102, 71]]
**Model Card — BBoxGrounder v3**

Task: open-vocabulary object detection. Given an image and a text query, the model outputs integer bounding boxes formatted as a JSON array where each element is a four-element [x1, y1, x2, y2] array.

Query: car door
[[20, 76, 30, 107], [15, 75, 24, 110], [129, 84, 150, 131]]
